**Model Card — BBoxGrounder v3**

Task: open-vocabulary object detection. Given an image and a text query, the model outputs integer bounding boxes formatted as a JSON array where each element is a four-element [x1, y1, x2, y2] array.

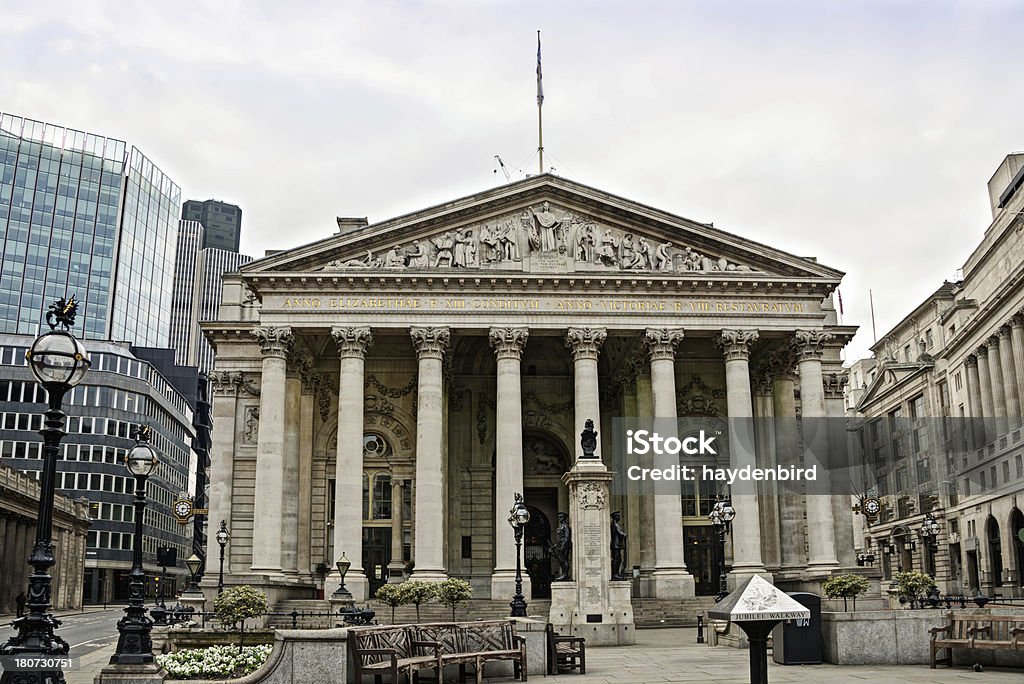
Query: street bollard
[[696, 612, 705, 643]]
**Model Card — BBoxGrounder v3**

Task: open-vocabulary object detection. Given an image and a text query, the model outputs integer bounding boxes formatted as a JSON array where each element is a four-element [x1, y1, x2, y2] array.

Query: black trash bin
[[772, 592, 821, 664]]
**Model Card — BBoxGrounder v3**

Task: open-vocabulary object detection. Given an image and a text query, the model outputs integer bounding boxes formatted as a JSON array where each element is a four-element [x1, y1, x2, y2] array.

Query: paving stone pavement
[[545, 628, 1023, 683]]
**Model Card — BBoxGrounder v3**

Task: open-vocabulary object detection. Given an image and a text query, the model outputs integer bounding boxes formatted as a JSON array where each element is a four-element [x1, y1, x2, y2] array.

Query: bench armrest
[[929, 625, 952, 636], [553, 635, 586, 646], [968, 625, 992, 637], [1011, 627, 1023, 649], [512, 635, 527, 648], [411, 640, 442, 650], [356, 648, 399, 656]]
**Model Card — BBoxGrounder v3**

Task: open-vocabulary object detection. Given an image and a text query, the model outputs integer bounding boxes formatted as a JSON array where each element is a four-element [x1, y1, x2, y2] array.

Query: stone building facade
[[0, 463, 91, 613], [202, 175, 857, 605], [850, 153, 1024, 599]]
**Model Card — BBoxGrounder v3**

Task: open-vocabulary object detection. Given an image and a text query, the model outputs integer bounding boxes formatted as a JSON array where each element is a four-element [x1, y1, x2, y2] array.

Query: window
[[904, 344, 912, 362], [372, 474, 392, 520], [925, 329, 934, 349]]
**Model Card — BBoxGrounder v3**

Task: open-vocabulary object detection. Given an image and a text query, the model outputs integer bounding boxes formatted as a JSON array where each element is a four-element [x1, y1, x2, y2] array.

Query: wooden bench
[[546, 624, 585, 675], [350, 620, 527, 684], [929, 612, 1024, 668], [349, 624, 443, 683], [410, 621, 527, 684]]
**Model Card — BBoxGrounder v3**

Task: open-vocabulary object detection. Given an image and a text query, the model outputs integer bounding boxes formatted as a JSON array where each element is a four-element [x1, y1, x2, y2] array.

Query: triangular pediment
[[242, 175, 843, 281]]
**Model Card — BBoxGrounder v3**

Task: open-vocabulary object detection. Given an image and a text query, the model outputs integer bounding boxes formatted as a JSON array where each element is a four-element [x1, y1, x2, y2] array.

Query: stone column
[[281, 367, 302, 574], [752, 368, 781, 571], [331, 326, 373, 601], [250, 326, 294, 574], [489, 326, 530, 600], [824, 371, 856, 569], [11, 520, 28, 604], [205, 372, 241, 577], [998, 326, 1021, 429], [0, 514, 9, 612], [717, 329, 767, 581], [976, 344, 996, 445], [633, 354, 657, 595], [965, 355, 985, 448], [297, 389, 314, 575], [619, 370, 642, 578], [792, 330, 839, 573], [565, 327, 607, 458], [388, 480, 405, 583], [989, 335, 1009, 437], [410, 326, 450, 582], [643, 328, 695, 598], [1011, 314, 1024, 423]]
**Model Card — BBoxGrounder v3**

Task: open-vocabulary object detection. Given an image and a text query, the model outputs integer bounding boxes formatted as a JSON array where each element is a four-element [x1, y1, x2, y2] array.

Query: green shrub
[[435, 578, 473, 621], [822, 573, 871, 611], [213, 585, 268, 649], [400, 580, 437, 622], [894, 571, 935, 604], [375, 583, 405, 624], [157, 644, 272, 680]]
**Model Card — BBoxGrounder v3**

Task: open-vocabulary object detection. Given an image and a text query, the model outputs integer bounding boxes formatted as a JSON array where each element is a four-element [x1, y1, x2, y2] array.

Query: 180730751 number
[[0, 656, 77, 672]]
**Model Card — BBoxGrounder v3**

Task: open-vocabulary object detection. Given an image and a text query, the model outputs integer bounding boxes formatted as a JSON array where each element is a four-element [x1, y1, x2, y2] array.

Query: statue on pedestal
[[552, 512, 572, 581], [610, 511, 628, 580]]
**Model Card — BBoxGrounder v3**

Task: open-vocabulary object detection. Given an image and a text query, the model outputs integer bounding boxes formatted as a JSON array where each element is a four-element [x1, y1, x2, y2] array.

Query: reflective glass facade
[[0, 113, 180, 346]]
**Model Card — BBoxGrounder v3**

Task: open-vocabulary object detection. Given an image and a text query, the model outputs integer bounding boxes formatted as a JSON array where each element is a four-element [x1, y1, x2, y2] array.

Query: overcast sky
[[3, 1, 1022, 362]]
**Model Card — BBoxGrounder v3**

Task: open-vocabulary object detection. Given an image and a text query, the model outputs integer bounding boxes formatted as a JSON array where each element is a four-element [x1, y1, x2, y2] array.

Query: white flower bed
[[157, 644, 273, 680]]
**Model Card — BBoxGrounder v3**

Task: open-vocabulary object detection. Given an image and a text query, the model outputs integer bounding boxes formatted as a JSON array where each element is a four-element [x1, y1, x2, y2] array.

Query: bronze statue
[[551, 512, 572, 581], [610, 511, 628, 580]]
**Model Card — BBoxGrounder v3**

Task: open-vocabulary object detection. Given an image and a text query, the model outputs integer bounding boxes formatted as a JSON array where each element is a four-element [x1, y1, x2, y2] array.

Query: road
[[0, 608, 123, 683]]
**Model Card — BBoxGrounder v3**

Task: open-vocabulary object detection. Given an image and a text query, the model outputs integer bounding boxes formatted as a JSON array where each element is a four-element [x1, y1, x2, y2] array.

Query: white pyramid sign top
[[708, 575, 811, 622]]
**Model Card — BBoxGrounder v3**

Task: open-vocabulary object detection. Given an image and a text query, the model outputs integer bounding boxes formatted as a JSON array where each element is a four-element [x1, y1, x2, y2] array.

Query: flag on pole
[[837, 289, 844, 316], [536, 30, 544, 106]]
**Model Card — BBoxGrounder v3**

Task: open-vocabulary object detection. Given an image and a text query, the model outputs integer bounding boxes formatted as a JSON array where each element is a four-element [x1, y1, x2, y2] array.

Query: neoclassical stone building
[[202, 175, 857, 605]]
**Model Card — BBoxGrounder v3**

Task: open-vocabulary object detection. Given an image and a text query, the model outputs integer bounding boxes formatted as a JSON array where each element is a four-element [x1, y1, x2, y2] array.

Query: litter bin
[[772, 592, 821, 664]]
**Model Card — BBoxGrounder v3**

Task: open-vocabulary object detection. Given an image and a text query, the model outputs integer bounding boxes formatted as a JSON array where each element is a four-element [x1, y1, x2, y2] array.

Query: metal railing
[[155, 606, 376, 630]]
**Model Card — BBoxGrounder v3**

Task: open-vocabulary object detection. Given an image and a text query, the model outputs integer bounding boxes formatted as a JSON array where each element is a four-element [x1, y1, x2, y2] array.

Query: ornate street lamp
[[921, 512, 941, 576], [708, 497, 736, 601], [0, 297, 90, 684], [507, 492, 531, 617], [215, 520, 230, 594], [333, 552, 353, 604], [109, 425, 159, 666], [184, 555, 203, 595]]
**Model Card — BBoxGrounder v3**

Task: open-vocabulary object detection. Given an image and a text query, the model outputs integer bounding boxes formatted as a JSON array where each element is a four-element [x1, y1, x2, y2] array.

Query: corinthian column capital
[[965, 353, 979, 368], [823, 372, 849, 399], [410, 326, 450, 360], [565, 327, 607, 361], [791, 329, 834, 363], [717, 329, 759, 361], [332, 326, 374, 359], [252, 326, 294, 358], [643, 327, 684, 361], [489, 326, 529, 360]]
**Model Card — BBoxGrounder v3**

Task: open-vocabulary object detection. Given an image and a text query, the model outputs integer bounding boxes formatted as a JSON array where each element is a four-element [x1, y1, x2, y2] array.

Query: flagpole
[[536, 29, 544, 174]]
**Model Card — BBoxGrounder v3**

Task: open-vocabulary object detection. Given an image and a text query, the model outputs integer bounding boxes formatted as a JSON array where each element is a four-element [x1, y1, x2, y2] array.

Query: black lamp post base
[[0, 612, 70, 684], [108, 612, 156, 666]]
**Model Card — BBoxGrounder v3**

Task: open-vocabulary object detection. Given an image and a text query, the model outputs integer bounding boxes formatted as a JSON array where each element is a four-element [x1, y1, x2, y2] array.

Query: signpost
[[707, 575, 810, 684]]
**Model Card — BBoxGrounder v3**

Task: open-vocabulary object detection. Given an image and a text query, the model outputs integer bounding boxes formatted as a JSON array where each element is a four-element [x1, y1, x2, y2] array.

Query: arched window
[[987, 516, 1003, 587]]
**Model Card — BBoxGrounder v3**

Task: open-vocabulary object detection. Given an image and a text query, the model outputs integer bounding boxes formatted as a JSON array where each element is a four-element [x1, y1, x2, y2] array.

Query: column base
[[324, 572, 369, 603], [650, 568, 695, 598], [410, 569, 449, 583], [490, 571, 532, 606], [94, 663, 167, 684], [805, 561, 840, 578]]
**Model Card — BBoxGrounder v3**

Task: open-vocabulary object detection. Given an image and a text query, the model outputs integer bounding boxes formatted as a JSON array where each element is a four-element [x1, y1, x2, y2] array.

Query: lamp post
[[708, 497, 736, 601], [215, 520, 230, 594], [0, 297, 90, 684], [184, 555, 203, 595], [332, 553, 353, 604], [109, 425, 159, 665], [921, 513, 941, 577], [507, 492, 531, 617]]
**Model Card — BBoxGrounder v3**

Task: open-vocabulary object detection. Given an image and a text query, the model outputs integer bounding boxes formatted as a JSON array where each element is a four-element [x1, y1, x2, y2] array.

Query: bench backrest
[[946, 614, 1024, 641], [462, 620, 516, 652], [411, 623, 464, 656], [350, 625, 411, 666]]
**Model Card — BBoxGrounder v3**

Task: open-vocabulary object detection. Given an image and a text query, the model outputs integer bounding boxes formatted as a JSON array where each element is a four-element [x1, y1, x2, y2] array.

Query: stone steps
[[269, 595, 718, 628]]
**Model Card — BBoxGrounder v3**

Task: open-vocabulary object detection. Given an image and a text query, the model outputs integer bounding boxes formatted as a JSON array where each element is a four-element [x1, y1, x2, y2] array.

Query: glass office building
[[0, 113, 180, 347]]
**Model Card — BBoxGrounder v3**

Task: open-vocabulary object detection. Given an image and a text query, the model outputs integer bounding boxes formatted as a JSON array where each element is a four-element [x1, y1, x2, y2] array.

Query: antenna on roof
[[493, 155, 512, 183]]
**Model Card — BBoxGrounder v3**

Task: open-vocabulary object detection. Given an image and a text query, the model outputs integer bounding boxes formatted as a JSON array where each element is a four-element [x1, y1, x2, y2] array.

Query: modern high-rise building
[[170, 220, 253, 372], [0, 112, 181, 347], [0, 334, 197, 604], [182, 199, 242, 252]]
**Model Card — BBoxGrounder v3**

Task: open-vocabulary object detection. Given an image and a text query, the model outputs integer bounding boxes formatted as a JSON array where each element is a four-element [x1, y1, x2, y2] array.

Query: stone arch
[[314, 401, 418, 463], [522, 428, 572, 477]]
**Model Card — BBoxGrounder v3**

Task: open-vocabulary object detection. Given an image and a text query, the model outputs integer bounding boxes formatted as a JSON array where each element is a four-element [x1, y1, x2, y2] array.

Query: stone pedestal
[[549, 454, 635, 646], [178, 592, 206, 623], [94, 663, 167, 684]]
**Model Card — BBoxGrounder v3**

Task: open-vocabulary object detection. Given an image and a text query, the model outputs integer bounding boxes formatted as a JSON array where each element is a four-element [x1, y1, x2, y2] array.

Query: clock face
[[174, 500, 192, 519], [863, 498, 881, 516]]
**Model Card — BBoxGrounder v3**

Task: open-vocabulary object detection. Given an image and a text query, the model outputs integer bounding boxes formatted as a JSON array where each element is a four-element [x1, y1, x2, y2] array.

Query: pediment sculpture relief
[[319, 201, 757, 274]]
